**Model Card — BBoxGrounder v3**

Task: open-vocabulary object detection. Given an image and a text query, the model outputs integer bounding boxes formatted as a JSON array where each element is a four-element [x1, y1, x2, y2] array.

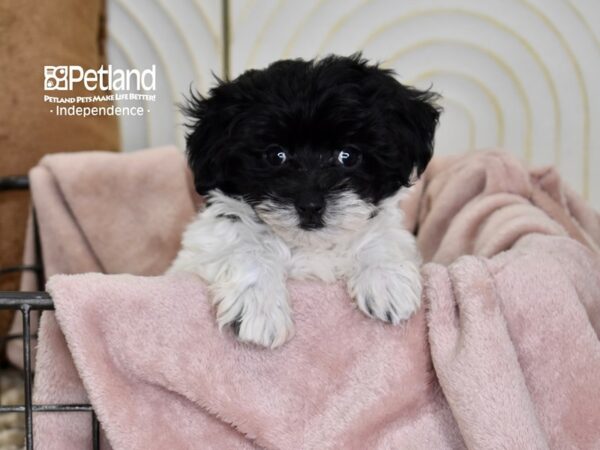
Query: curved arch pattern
[[106, 0, 222, 152], [106, 0, 600, 208]]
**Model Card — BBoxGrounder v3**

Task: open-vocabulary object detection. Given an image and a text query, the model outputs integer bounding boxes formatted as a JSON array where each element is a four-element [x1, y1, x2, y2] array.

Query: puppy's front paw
[[348, 263, 421, 324], [211, 282, 294, 348]]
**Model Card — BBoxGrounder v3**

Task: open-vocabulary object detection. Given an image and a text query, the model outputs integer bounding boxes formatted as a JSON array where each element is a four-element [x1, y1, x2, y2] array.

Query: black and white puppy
[[169, 54, 440, 348]]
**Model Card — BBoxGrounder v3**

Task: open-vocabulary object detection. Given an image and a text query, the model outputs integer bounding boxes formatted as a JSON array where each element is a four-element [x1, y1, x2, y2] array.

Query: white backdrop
[[106, 0, 600, 208]]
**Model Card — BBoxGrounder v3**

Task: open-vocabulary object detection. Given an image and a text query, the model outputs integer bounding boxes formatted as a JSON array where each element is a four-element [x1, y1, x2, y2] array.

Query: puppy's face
[[185, 55, 440, 240]]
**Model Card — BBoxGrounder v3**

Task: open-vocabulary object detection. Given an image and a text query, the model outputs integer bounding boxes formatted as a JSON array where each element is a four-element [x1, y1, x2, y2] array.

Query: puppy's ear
[[402, 87, 441, 177], [182, 87, 239, 195]]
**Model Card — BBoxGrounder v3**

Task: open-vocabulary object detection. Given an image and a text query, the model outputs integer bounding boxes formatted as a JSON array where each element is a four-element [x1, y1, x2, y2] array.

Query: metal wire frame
[[0, 175, 100, 449], [0, 293, 100, 450]]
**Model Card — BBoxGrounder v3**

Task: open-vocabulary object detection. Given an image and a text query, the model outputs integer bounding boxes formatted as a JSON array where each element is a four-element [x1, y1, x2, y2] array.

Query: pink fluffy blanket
[[31, 148, 600, 449]]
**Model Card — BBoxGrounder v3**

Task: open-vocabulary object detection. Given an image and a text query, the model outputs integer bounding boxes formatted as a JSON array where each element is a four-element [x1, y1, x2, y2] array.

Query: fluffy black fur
[[184, 54, 440, 228]]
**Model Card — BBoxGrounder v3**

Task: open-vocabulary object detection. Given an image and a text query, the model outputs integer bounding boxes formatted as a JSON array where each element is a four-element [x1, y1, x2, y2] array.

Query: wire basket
[[0, 175, 100, 449]]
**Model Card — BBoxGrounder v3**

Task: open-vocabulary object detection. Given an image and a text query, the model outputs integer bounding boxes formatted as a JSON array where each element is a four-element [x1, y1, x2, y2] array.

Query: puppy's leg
[[347, 227, 422, 324], [210, 253, 294, 348], [169, 202, 294, 348]]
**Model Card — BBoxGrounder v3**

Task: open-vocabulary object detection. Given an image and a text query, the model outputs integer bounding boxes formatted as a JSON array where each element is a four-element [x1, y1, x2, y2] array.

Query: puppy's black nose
[[296, 196, 326, 229], [297, 201, 324, 216]]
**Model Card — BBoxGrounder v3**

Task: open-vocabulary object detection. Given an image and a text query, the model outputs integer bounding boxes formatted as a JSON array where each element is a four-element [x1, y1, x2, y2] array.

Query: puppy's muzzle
[[296, 198, 325, 230]]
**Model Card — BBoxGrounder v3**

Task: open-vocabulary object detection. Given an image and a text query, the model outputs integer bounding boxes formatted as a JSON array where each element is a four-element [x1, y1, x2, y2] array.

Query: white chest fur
[[169, 190, 410, 279]]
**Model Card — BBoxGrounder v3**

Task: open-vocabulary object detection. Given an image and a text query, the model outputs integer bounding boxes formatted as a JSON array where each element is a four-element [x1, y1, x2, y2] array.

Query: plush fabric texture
[[28, 148, 600, 449], [0, 0, 119, 341], [6, 147, 197, 366]]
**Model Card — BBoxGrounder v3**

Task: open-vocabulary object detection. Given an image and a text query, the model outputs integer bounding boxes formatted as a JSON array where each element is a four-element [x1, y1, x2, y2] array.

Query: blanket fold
[[424, 259, 547, 449], [7, 146, 199, 366], [30, 148, 600, 449]]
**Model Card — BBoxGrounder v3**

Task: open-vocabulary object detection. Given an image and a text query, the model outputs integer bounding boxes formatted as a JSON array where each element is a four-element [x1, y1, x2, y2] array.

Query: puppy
[[169, 54, 440, 348]]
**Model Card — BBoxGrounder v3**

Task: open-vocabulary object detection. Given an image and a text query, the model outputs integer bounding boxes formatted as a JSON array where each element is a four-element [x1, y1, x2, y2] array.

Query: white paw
[[348, 263, 422, 324], [210, 280, 294, 348]]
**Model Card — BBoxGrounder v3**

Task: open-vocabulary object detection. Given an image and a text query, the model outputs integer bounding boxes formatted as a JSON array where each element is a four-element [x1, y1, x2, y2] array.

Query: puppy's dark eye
[[264, 146, 288, 167], [335, 147, 362, 168]]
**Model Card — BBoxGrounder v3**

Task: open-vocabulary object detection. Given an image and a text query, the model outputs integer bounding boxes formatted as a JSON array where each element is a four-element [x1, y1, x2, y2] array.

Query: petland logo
[[43, 65, 157, 117], [44, 65, 156, 91]]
